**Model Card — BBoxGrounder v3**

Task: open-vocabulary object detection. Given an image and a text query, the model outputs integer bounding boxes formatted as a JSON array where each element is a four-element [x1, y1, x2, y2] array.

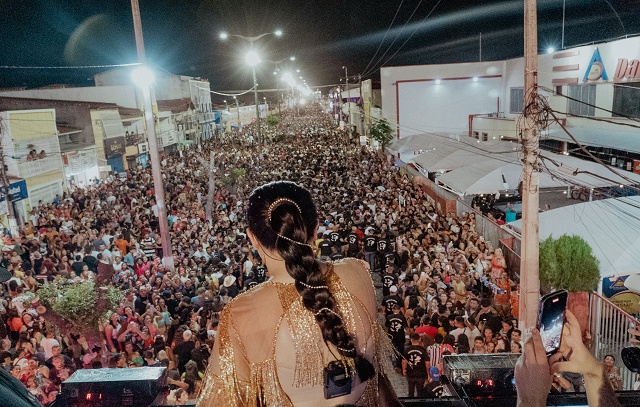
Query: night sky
[[1, 0, 639, 102]]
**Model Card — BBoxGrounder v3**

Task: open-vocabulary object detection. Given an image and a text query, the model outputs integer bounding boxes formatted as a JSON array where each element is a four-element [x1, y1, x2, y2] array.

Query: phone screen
[[538, 290, 568, 356]]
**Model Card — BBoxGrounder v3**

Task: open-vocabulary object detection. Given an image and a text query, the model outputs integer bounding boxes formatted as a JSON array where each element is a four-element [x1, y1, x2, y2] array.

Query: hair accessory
[[314, 307, 341, 317], [337, 346, 356, 354], [267, 197, 302, 223], [300, 281, 329, 290], [276, 233, 315, 249]]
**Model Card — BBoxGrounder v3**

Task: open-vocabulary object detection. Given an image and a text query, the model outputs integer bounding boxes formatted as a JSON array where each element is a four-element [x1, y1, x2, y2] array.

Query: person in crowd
[[0, 107, 604, 403], [402, 333, 429, 397]]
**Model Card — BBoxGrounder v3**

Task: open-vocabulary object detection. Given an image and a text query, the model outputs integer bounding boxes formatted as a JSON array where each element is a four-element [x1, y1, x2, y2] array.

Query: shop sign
[[583, 48, 608, 81], [602, 275, 640, 315], [104, 136, 126, 158], [634, 159, 640, 175], [0, 179, 28, 202], [614, 58, 640, 81]]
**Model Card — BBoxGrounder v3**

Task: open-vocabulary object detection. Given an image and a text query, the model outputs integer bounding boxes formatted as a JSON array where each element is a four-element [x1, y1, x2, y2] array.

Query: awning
[[509, 196, 640, 278]]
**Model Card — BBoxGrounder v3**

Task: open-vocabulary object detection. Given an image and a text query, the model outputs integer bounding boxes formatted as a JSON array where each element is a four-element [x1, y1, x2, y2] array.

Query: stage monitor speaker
[[443, 353, 519, 397], [60, 367, 166, 407]]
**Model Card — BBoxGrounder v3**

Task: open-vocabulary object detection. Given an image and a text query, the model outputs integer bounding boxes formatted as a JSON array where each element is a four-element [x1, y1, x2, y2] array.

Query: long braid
[[247, 181, 374, 382]]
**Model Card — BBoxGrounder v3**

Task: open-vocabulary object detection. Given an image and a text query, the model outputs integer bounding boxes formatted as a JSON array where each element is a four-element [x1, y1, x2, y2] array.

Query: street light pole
[[234, 96, 240, 129], [130, 0, 173, 271], [252, 66, 262, 157]]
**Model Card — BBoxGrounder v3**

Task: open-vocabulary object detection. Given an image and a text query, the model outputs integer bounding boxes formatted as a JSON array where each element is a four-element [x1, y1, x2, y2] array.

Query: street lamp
[[219, 30, 283, 43], [268, 56, 296, 118], [245, 50, 263, 156], [131, 65, 173, 270]]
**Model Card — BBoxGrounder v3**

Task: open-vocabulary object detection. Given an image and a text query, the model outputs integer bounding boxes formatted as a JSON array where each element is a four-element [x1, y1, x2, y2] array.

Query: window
[[510, 87, 524, 113], [473, 131, 479, 139], [482, 133, 488, 141], [555, 85, 563, 96], [567, 84, 596, 116], [612, 82, 640, 119]]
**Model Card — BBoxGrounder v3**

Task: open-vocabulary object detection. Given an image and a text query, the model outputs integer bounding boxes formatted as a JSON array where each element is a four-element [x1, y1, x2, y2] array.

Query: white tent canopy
[[400, 135, 640, 196], [509, 196, 640, 278]]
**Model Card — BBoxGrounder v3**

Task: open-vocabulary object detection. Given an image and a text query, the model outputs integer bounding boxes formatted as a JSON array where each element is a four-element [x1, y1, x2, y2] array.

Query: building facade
[[381, 36, 640, 173]]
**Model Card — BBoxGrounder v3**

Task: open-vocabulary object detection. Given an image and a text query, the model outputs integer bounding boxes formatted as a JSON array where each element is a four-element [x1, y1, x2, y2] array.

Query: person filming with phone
[[515, 309, 623, 407]]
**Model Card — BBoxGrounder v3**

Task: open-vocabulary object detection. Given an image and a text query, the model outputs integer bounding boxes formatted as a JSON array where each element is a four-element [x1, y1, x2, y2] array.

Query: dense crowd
[[0, 105, 586, 404]]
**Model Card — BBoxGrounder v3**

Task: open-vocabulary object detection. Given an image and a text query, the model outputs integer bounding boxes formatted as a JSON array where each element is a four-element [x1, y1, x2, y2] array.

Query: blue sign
[[213, 110, 222, 124], [0, 180, 28, 202]]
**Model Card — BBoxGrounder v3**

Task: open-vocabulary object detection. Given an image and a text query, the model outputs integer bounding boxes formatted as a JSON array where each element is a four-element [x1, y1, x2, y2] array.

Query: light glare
[[131, 66, 155, 88], [246, 51, 261, 66]]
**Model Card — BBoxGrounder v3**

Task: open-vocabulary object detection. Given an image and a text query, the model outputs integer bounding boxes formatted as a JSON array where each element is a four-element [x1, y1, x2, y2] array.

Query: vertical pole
[[253, 67, 262, 157], [479, 32, 482, 62], [130, 0, 146, 61], [519, 0, 540, 329], [131, 0, 173, 271], [235, 98, 240, 129], [562, 0, 566, 49], [344, 66, 350, 136], [0, 143, 18, 237]]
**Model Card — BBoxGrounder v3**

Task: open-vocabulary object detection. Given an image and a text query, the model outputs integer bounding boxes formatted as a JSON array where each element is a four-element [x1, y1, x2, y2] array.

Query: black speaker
[[443, 353, 519, 397], [60, 367, 165, 407]]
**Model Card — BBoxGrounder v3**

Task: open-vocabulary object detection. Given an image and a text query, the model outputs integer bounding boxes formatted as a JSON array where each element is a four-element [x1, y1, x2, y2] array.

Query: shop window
[[510, 87, 524, 113], [567, 84, 596, 116], [613, 82, 640, 119]]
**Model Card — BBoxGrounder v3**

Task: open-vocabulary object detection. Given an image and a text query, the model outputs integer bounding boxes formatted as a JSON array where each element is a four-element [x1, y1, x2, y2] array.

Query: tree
[[220, 167, 246, 194], [369, 118, 393, 149], [539, 234, 600, 292], [266, 114, 280, 127]]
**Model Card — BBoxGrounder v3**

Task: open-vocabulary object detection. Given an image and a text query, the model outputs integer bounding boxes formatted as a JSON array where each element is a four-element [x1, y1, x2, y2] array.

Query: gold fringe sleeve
[[197, 307, 251, 406]]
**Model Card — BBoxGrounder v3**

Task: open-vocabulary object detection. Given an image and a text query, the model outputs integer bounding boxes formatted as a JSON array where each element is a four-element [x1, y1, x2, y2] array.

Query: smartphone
[[537, 290, 568, 356]]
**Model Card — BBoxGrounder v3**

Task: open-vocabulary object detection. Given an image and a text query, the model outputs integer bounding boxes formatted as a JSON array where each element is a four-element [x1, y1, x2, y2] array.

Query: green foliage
[[266, 114, 280, 127], [369, 118, 394, 149], [37, 281, 122, 330], [220, 167, 247, 193], [539, 234, 600, 292]]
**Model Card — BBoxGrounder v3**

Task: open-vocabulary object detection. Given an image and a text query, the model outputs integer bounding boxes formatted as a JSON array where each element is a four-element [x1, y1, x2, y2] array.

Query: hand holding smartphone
[[537, 290, 568, 356]]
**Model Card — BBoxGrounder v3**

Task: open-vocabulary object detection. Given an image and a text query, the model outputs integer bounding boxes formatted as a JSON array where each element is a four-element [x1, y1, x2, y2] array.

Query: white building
[[381, 36, 640, 173]]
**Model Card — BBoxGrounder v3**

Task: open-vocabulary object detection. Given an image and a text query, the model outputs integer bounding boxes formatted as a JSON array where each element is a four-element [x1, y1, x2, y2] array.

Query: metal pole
[[131, 0, 173, 270], [479, 32, 482, 62], [344, 66, 350, 133], [235, 97, 240, 129], [253, 67, 262, 157], [519, 0, 540, 329]]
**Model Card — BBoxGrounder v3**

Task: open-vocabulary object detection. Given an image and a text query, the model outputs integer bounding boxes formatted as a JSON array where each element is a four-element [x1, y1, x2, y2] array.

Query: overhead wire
[[360, 0, 426, 79], [359, 0, 406, 78], [378, 0, 444, 72]]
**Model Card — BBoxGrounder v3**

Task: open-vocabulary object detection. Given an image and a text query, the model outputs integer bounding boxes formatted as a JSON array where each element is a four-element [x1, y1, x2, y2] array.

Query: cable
[[0, 63, 141, 69], [539, 85, 640, 125], [360, 0, 426, 79], [360, 0, 406, 78], [378, 0, 444, 72]]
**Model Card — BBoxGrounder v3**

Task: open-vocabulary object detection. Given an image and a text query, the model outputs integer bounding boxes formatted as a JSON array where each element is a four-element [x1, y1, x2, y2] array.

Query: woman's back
[[199, 258, 390, 406]]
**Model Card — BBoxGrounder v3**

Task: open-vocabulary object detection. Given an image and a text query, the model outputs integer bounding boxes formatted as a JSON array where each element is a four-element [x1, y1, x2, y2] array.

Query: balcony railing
[[589, 292, 639, 390], [17, 156, 62, 179]]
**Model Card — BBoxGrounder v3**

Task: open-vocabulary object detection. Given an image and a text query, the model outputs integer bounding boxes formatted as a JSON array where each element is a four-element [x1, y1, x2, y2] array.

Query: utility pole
[[479, 32, 483, 62], [252, 66, 262, 157], [0, 140, 18, 237], [130, 0, 174, 271], [234, 97, 240, 130], [519, 0, 540, 329], [343, 66, 349, 137]]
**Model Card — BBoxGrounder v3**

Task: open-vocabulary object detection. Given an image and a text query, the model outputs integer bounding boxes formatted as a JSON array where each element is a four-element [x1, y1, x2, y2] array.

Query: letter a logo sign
[[583, 48, 608, 82]]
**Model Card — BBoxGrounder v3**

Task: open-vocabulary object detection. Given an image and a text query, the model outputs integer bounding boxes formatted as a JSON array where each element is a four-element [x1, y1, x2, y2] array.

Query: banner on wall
[[602, 275, 640, 315]]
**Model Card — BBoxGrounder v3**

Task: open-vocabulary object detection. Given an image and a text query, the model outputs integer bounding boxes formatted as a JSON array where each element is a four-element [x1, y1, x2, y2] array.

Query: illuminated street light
[[131, 65, 155, 88], [547, 47, 555, 54], [274, 29, 283, 37], [219, 32, 229, 40], [246, 50, 261, 66]]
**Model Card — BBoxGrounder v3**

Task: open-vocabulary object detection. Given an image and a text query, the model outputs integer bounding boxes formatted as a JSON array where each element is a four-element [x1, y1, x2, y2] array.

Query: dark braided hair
[[247, 181, 374, 382]]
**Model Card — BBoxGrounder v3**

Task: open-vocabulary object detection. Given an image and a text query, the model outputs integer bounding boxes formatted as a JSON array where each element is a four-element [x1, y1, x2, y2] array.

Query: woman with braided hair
[[198, 181, 400, 406]]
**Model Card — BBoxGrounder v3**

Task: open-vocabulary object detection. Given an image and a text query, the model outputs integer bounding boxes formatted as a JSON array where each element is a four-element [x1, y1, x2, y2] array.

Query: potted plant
[[539, 234, 600, 336]]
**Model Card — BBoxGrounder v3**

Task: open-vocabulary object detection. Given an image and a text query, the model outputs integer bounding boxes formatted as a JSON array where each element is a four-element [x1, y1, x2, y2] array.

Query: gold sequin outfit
[[197, 259, 395, 406]]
